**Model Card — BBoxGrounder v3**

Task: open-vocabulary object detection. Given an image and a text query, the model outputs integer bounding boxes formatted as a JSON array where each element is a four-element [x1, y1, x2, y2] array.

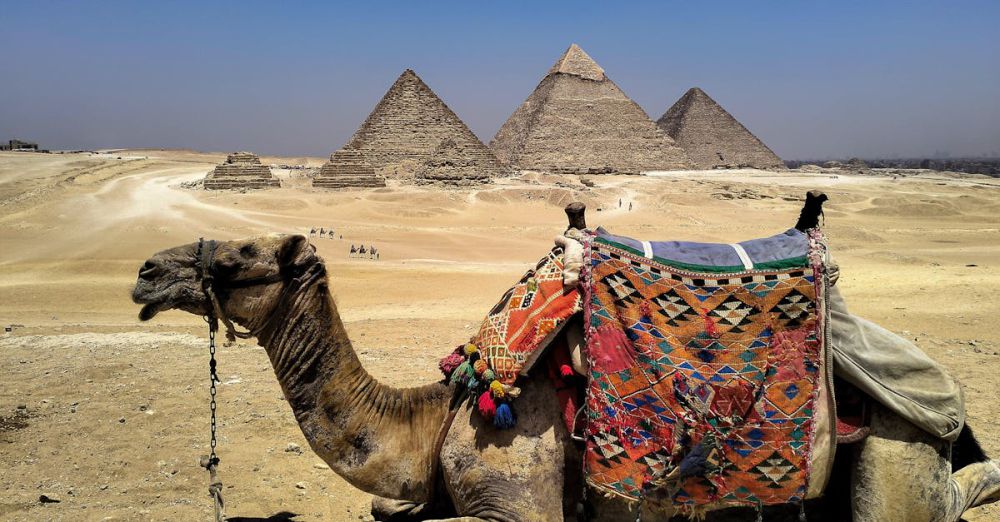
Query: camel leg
[[850, 403, 1000, 522], [945, 460, 1000, 519], [371, 497, 437, 521], [439, 378, 580, 521]]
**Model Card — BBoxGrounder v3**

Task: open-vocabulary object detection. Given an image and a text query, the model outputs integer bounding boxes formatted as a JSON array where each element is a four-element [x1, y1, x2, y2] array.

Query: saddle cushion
[[439, 250, 584, 428], [581, 229, 831, 512]]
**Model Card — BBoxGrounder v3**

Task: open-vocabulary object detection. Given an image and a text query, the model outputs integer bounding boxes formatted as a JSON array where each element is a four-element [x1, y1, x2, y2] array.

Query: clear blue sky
[[2, 1, 998, 159]]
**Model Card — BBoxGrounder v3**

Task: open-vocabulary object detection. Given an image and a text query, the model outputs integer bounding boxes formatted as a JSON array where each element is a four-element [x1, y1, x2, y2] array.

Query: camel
[[131, 209, 1000, 521], [349, 244, 357, 258]]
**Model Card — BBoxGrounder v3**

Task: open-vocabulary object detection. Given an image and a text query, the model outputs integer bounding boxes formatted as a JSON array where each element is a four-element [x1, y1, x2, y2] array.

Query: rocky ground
[[1, 151, 998, 520]]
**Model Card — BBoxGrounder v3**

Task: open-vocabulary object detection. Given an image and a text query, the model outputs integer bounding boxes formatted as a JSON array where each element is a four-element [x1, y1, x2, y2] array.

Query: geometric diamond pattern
[[584, 233, 827, 513]]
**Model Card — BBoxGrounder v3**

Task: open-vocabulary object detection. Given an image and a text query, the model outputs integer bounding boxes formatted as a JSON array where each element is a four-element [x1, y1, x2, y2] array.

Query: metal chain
[[208, 320, 219, 462], [202, 315, 225, 521]]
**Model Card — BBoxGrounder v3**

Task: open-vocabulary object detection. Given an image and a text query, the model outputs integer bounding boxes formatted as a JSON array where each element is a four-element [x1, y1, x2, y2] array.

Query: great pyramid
[[657, 87, 784, 170], [312, 148, 386, 189], [490, 44, 690, 174], [343, 69, 503, 181], [203, 151, 280, 190], [415, 138, 500, 185]]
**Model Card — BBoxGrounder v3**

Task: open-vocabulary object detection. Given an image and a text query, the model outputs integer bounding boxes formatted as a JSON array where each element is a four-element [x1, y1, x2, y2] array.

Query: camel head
[[131, 234, 319, 330]]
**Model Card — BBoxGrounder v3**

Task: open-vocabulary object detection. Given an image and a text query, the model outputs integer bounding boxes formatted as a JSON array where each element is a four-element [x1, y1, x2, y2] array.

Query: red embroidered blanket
[[582, 231, 829, 512]]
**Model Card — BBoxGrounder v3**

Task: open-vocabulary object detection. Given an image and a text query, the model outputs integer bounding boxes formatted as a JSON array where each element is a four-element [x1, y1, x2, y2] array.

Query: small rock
[[39, 494, 60, 503], [100, 484, 109, 490], [285, 443, 302, 454], [313, 462, 328, 470], [118, 417, 126, 424], [295, 481, 307, 490], [16, 404, 27, 410], [139, 405, 148, 411]]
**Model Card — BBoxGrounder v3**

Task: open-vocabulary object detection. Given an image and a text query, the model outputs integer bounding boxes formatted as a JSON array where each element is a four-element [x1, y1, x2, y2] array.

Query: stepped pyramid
[[490, 44, 690, 174], [343, 69, 502, 180], [203, 151, 280, 190], [415, 138, 500, 185], [312, 148, 386, 189], [657, 87, 784, 170]]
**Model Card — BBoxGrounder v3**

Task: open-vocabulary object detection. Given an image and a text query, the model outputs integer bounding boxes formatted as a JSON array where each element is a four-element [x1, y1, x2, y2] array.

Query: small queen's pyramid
[[203, 152, 280, 190], [657, 87, 784, 170], [490, 44, 690, 174], [312, 148, 387, 189], [414, 138, 501, 185]]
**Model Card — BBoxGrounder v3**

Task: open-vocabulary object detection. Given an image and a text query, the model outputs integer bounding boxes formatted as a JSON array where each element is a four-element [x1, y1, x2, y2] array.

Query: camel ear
[[277, 235, 315, 269]]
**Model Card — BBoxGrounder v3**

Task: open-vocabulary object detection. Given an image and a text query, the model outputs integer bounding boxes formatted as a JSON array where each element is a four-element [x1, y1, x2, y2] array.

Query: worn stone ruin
[[203, 151, 280, 190], [312, 148, 387, 189], [490, 44, 690, 174], [414, 138, 503, 185], [342, 69, 501, 180], [657, 87, 784, 170]]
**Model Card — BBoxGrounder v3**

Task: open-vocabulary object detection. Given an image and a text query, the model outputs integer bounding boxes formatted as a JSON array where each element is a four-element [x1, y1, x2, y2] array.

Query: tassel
[[494, 403, 516, 429], [473, 359, 488, 375], [463, 343, 479, 356], [467, 376, 479, 390], [560, 363, 575, 377], [490, 380, 506, 398], [439, 352, 465, 377], [477, 391, 497, 418], [482, 369, 496, 382], [449, 360, 474, 385]]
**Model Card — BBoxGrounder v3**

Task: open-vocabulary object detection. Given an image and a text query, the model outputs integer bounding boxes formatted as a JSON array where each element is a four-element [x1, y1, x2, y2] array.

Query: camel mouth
[[138, 301, 167, 321]]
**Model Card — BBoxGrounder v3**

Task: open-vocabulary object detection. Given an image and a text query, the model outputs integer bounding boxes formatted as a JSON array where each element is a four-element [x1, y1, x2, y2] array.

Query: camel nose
[[138, 258, 161, 280]]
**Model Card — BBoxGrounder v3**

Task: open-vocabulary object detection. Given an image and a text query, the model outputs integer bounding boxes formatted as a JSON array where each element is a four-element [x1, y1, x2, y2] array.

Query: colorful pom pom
[[463, 343, 479, 356], [473, 359, 488, 375], [560, 364, 575, 377], [477, 391, 497, 418], [494, 403, 516, 429], [439, 351, 465, 377], [490, 380, 505, 398], [449, 360, 474, 385], [482, 369, 496, 382]]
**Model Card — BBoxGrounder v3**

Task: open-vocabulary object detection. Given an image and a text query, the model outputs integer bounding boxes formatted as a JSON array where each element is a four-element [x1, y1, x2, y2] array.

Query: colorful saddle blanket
[[439, 228, 834, 512], [582, 228, 831, 512]]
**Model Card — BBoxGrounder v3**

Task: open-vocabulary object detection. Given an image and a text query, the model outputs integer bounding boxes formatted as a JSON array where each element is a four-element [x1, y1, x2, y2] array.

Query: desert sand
[[1, 150, 998, 521]]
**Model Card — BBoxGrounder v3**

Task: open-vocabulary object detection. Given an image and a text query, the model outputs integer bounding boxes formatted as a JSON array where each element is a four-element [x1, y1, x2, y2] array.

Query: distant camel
[[369, 247, 379, 260], [358, 245, 368, 257], [349, 244, 357, 258], [319, 228, 326, 238], [309, 228, 316, 236]]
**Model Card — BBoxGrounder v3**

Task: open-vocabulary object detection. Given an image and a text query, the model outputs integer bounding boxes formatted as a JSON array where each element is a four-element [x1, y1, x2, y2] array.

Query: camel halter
[[194, 238, 325, 522]]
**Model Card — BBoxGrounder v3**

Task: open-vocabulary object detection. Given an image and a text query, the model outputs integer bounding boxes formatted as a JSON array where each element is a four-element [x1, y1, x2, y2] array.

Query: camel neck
[[252, 278, 452, 502]]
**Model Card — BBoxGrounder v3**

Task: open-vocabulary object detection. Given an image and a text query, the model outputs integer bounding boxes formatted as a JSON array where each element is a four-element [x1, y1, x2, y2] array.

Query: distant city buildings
[[1, 139, 40, 151]]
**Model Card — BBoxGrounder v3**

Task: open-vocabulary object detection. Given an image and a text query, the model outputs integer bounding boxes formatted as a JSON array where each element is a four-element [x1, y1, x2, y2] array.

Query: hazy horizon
[[2, 1, 998, 160]]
